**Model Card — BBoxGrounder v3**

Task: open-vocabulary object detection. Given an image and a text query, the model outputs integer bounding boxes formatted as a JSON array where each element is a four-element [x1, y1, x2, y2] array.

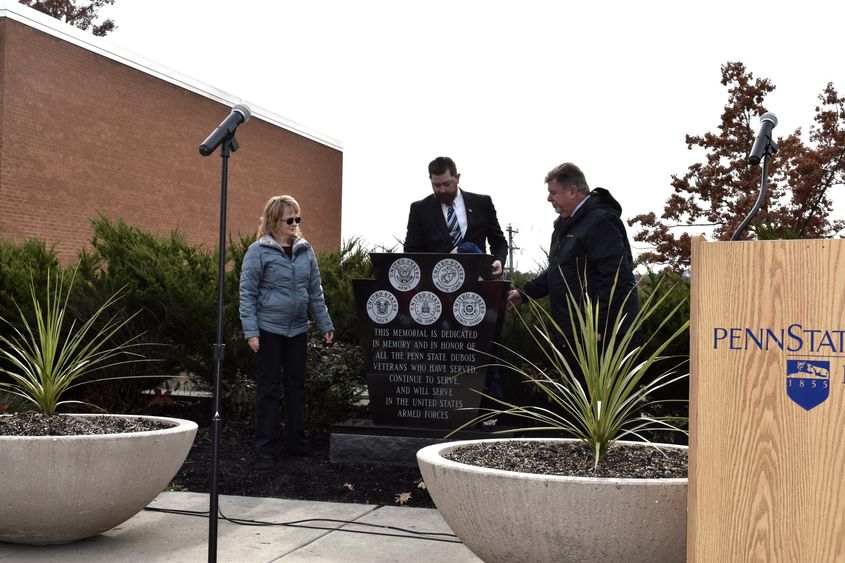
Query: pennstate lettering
[[713, 324, 845, 353]]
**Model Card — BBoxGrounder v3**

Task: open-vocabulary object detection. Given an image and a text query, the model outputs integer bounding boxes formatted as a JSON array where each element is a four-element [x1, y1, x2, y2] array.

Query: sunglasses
[[282, 216, 302, 225]]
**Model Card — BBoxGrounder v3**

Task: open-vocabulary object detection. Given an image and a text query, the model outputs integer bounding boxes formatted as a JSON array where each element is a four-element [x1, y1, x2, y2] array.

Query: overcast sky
[[98, 0, 845, 271]]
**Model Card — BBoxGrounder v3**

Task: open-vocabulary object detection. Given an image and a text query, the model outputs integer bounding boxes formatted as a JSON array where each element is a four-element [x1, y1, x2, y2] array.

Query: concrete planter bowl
[[417, 438, 687, 563], [0, 414, 198, 545]]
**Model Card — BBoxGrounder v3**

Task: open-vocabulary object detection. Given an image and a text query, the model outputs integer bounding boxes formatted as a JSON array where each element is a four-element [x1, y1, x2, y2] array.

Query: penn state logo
[[388, 258, 421, 292], [453, 292, 486, 327], [432, 258, 465, 293], [786, 359, 830, 411], [409, 291, 442, 325], [366, 290, 399, 324]]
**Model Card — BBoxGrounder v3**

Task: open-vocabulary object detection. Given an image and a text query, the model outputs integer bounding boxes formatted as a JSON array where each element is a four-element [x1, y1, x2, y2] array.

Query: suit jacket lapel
[[462, 190, 477, 239], [428, 195, 451, 241]]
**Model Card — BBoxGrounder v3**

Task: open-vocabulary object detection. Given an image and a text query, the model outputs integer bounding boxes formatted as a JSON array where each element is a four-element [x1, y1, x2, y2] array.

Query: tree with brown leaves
[[19, 0, 116, 36], [629, 61, 845, 272]]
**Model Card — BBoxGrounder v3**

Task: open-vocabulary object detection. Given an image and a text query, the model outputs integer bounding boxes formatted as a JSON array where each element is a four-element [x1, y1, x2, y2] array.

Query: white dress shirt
[[441, 189, 468, 240]]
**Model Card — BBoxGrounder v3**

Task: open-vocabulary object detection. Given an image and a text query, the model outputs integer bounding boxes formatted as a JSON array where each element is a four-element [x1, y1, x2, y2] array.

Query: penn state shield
[[786, 359, 830, 411]]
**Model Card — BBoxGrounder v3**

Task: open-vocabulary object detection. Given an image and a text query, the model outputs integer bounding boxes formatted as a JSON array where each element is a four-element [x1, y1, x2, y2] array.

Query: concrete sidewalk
[[0, 492, 481, 562]]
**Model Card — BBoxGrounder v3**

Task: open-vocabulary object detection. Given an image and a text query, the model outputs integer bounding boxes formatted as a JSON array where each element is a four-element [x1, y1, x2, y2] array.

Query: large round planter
[[418, 438, 687, 563], [0, 414, 198, 545]]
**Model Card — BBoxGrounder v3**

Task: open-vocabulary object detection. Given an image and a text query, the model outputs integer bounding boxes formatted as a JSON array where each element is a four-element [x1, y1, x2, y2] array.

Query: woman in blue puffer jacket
[[239, 195, 334, 468]]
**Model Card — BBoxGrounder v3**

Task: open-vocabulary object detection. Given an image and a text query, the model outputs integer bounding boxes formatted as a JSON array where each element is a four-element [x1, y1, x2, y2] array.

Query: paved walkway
[[0, 492, 481, 562]]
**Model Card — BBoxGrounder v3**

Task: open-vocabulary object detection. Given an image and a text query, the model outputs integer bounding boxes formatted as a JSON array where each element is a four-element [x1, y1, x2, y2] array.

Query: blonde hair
[[257, 195, 302, 240]]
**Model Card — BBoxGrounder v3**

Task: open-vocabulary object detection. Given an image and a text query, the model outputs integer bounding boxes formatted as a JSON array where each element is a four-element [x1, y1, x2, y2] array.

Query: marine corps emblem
[[432, 258, 465, 293]]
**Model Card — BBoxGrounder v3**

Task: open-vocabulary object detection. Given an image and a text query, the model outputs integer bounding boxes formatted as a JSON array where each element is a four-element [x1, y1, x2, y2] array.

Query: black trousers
[[254, 330, 308, 457]]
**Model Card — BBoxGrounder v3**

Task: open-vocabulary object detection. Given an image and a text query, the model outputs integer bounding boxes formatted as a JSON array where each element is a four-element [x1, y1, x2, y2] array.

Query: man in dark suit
[[404, 156, 508, 277], [507, 162, 639, 384]]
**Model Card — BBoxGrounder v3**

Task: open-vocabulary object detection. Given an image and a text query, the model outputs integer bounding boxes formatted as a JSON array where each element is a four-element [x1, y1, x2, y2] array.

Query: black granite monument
[[352, 253, 509, 430]]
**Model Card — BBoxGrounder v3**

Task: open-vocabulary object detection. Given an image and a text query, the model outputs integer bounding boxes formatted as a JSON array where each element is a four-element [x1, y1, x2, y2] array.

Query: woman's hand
[[323, 331, 334, 345], [247, 337, 259, 353]]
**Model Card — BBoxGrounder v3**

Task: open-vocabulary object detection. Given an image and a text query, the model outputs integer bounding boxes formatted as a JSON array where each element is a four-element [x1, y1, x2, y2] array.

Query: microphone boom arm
[[731, 138, 778, 241]]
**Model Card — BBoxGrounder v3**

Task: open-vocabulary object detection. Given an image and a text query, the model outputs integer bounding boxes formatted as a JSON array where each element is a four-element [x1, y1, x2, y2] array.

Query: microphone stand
[[208, 133, 239, 563], [731, 138, 779, 241]]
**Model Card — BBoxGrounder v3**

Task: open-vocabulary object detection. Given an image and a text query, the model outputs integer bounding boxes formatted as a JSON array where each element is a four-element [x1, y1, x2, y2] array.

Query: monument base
[[330, 418, 515, 466]]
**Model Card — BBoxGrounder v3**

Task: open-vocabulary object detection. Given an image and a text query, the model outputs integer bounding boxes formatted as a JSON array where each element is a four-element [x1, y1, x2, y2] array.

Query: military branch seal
[[432, 258, 466, 293], [388, 257, 421, 292], [366, 290, 399, 324], [453, 291, 486, 326], [409, 291, 442, 325]]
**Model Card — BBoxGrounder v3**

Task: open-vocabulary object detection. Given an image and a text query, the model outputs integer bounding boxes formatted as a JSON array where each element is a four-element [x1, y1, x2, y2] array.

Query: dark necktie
[[447, 203, 461, 247]]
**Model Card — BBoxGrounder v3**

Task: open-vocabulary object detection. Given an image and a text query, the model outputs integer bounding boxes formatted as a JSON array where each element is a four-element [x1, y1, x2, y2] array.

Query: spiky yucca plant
[[455, 274, 690, 471], [0, 270, 152, 415]]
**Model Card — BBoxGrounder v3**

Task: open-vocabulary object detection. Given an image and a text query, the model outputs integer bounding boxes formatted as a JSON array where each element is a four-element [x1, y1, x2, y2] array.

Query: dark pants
[[255, 330, 308, 458]]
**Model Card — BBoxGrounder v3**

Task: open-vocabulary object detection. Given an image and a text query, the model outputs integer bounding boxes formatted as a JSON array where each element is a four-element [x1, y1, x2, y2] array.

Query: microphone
[[748, 112, 777, 166], [199, 104, 252, 156]]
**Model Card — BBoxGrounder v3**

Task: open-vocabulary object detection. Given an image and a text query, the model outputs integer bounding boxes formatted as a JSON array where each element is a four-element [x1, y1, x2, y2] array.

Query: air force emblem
[[786, 359, 830, 411]]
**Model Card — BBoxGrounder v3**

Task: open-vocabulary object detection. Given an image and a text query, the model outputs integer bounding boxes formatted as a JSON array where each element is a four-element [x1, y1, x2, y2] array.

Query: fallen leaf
[[148, 387, 176, 407], [343, 483, 355, 492], [414, 478, 427, 490], [394, 492, 412, 505]]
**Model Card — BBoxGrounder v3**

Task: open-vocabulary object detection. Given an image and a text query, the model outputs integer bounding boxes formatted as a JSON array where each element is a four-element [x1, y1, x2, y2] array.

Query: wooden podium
[[689, 237, 845, 561]]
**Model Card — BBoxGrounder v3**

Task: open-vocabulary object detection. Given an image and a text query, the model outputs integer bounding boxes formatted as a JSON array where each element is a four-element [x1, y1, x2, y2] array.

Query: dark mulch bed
[[445, 440, 688, 479], [0, 411, 170, 435], [171, 420, 436, 508]]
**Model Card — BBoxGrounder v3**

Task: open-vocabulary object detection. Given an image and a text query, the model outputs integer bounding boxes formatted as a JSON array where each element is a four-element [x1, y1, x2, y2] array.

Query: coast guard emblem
[[786, 359, 830, 411], [453, 292, 486, 327]]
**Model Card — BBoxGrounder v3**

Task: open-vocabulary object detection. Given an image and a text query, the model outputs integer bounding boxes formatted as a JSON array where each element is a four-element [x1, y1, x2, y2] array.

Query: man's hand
[[506, 289, 523, 311], [323, 331, 334, 344], [247, 337, 259, 353], [491, 260, 503, 277]]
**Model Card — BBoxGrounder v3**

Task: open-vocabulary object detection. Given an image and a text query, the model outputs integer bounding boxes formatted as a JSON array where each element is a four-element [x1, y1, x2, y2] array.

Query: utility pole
[[506, 223, 519, 279]]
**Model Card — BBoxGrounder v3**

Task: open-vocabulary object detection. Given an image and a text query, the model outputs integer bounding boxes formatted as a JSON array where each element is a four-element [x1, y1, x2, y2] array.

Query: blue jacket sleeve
[[239, 245, 262, 339], [307, 250, 334, 333]]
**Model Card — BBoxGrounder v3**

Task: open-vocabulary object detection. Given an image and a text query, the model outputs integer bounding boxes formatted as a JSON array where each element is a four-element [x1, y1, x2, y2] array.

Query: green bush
[[82, 220, 369, 424], [316, 237, 374, 344], [0, 240, 62, 403], [304, 327, 367, 431], [0, 239, 61, 334], [87, 213, 218, 379], [635, 271, 690, 405], [223, 232, 257, 388]]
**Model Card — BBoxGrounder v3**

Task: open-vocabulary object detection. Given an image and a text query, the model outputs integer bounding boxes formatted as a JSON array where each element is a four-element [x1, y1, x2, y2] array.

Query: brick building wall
[[0, 11, 342, 262]]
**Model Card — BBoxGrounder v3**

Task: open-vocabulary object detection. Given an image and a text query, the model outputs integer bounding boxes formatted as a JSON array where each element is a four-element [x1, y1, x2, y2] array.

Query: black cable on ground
[[143, 506, 462, 544]]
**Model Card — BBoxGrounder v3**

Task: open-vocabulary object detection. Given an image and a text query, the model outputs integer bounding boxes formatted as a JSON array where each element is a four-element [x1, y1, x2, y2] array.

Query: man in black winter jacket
[[506, 162, 639, 371]]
